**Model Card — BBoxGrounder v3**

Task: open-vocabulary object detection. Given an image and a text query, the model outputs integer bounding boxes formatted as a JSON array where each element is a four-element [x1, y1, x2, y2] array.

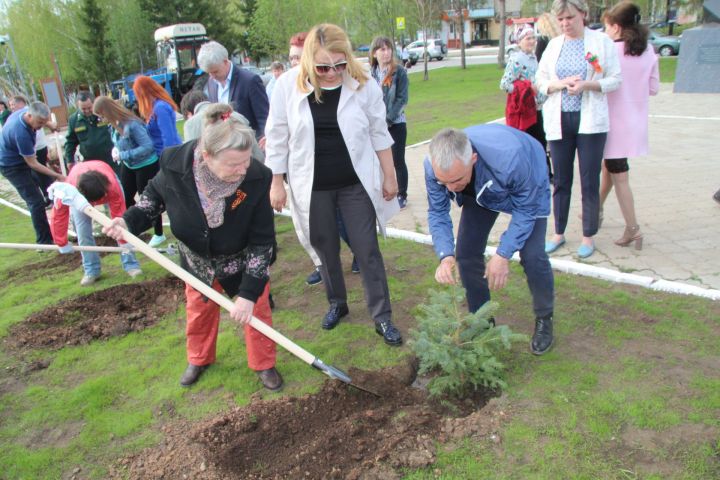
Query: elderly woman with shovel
[[96, 104, 282, 389]]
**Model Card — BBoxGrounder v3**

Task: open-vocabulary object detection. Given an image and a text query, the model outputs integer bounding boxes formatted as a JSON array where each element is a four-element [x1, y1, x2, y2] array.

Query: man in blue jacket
[[425, 125, 555, 355]]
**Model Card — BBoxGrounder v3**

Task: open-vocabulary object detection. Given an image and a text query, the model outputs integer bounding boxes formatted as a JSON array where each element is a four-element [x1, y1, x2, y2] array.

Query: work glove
[[57, 244, 74, 254], [47, 183, 90, 212], [111, 147, 121, 164]]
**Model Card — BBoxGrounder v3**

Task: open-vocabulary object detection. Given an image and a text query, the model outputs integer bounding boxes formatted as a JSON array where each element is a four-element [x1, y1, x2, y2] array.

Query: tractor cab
[[153, 23, 208, 102]]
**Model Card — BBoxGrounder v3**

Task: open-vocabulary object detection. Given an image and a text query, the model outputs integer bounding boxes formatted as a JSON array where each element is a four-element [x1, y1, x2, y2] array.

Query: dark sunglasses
[[314, 61, 348, 74]]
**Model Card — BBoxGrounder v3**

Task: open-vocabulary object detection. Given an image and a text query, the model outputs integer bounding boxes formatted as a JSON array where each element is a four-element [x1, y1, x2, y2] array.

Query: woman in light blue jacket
[[93, 96, 164, 247]]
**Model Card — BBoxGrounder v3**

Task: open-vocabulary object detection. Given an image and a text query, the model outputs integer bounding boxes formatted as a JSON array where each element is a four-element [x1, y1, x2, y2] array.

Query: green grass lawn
[[0, 202, 718, 479], [659, 57, 678, 84], [405, 64, 506, 144]]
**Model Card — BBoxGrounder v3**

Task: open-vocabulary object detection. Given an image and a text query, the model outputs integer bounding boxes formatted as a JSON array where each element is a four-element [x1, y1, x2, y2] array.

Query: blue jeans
[[456, 196, 554, 318], [0, 164, 53, 244], [71, 206, 140, 277]]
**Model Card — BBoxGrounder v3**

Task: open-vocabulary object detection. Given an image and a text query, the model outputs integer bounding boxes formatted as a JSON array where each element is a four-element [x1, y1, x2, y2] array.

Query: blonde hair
[[536, 13, 561, 38], [92, 96, 142, 131], [552, 0, 589, 16], [297, 23, 367, 102], [200, 103, 254, 157]]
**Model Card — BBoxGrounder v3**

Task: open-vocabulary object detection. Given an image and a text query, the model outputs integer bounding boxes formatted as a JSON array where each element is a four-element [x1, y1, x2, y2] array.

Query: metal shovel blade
[[312, 358, 382, 397]]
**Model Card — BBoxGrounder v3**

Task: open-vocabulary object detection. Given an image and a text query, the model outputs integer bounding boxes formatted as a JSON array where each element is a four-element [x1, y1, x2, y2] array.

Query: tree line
[[0, 0, 436, 95]]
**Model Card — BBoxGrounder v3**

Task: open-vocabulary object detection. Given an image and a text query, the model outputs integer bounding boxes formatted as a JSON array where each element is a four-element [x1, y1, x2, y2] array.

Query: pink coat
[[604, 42, 659, 159]]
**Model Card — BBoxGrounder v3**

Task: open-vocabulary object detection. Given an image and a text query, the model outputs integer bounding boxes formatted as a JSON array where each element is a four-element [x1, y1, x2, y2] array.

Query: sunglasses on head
[[314, 61, 348, 74]]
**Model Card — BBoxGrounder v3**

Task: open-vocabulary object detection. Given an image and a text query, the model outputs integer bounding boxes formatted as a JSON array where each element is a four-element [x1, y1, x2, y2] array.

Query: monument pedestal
[[674, 23, 720, 93]]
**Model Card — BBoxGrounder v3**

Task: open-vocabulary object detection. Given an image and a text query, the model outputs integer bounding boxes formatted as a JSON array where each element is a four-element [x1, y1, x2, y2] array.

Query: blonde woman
[[265, 23, 402, 346], [537, 0, 621, 258]]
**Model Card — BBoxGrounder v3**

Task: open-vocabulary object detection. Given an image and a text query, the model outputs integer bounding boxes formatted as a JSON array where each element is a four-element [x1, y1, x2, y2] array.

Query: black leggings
[[389, 122, 408, 198], [120, 161, 163, 236]]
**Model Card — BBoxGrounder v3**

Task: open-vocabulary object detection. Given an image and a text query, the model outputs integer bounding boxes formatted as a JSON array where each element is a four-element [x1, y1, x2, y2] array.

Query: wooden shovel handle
[[83, 204, 316, 365]]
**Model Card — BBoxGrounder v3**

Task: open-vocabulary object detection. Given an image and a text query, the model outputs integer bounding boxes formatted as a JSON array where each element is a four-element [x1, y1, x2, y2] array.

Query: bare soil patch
[[109, 361, 508, 480], [4, 277, 183, 352]]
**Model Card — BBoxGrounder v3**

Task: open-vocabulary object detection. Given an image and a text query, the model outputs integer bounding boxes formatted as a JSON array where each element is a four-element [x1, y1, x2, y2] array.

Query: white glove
[[47, 183, 90, 212], [111, 147, 120, 164]]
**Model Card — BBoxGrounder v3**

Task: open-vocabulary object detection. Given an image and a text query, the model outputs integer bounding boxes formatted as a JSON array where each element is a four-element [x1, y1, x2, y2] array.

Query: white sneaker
[[127, 268, 142, 278], [148, 234, 167, 248], [80, 274, 100, 286]]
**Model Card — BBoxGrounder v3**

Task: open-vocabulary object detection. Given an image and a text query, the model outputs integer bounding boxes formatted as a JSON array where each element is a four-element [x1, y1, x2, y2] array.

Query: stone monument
[[674, 0, 720, 93]]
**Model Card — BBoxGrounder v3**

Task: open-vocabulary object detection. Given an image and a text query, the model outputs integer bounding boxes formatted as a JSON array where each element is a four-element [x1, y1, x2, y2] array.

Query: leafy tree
[[414, 0, 443, 80], [104, 0, 156, 77], [409, 287, 527, 398], [78, 0, 115, 84]]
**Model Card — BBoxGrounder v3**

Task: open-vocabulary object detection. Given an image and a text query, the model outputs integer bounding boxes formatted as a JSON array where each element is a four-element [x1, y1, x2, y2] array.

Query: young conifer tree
[[410, 286, 527, 398]]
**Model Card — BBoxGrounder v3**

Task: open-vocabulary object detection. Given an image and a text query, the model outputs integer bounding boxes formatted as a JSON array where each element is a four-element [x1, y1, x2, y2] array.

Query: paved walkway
[[387, 84, 720, 291]]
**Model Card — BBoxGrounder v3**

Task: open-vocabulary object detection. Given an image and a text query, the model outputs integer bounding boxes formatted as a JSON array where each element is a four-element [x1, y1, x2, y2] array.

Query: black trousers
[[120, 161, 163, 236], [309, 183, 392, 324], [548, 111, 606, 237]]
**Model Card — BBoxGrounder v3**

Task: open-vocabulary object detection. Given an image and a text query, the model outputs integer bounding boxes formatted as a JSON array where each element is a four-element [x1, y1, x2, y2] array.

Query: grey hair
[[197, 41, 229, 71], [200, 103, 254, 157], [552, 0, 589, 15], [28, 102, 51, 120], [429, 128, 473, 172]]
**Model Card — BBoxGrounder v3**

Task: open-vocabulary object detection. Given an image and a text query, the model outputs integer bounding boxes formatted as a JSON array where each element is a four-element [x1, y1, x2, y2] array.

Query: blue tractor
[[111, 23, 208, 109]]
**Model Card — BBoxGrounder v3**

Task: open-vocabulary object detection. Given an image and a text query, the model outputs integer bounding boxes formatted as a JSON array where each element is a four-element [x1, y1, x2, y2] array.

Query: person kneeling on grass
[[102, 104, 282, 390], [425, 125, 556, 355], [49, 160, 142, 286]]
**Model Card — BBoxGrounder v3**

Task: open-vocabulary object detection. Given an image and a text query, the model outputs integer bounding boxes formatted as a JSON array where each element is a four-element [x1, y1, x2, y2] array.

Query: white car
[[407, 39, 447, 61]]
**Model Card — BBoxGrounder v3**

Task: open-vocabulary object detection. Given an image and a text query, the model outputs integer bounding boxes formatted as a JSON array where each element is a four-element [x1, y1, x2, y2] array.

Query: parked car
[[407, 39, 447, 61], [356, 44, 370, 53], [649, 30, 681, 56]]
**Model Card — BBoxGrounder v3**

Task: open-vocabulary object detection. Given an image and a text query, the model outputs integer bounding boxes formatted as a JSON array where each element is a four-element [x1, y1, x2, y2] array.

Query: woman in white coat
[[537, 0, 621, 259], [265, 23, 402, 346]]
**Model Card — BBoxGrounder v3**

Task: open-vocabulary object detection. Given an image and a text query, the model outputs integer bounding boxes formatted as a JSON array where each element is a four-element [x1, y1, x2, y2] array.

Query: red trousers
[[184, 279, 276, 371]]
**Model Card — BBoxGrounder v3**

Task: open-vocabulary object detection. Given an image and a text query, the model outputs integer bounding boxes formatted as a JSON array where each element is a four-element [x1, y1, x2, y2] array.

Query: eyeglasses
[[288, 54, 301, 62], [314, 61, 348, 74]]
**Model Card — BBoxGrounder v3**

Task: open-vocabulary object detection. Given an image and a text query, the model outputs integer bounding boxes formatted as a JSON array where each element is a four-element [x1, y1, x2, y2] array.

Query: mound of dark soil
[[110, 362, 509, 480], [4, 277, 183, 352]]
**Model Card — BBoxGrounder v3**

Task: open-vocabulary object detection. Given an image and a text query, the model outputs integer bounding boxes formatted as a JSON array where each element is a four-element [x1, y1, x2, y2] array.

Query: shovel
[[76, 203, 380, 396], [0, 242, 177, 255]]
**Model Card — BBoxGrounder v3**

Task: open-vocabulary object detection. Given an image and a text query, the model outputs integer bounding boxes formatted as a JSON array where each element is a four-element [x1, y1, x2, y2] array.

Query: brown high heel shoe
[[615, 225, 643, 250]]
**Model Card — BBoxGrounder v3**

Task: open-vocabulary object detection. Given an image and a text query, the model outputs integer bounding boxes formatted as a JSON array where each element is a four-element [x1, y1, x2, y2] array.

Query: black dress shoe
[[257, 367, 283, 391], [180, 364, 208, 387], [375, 319, 403, 346], [322, 303, 349, 330], [531, 315, 554, 355]]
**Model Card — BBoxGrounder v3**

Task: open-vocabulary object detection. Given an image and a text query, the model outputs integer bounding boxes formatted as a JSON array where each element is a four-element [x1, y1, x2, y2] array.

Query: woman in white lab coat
[[265, 23, 402, 346]]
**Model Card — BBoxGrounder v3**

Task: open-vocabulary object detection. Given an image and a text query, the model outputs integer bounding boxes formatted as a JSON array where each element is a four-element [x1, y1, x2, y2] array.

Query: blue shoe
[[577, 242, 595, 258], [545, 238, 566, 254], [148, 234, 167, 248]]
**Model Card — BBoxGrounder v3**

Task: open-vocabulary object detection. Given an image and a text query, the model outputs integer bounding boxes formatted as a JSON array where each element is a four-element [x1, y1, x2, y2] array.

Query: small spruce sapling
[[409, 286, 527, 398]]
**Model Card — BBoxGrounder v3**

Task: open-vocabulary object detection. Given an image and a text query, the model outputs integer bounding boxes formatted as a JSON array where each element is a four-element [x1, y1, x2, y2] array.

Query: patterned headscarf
[[515, 24, 536, 43], [193, 146, 245, 228]]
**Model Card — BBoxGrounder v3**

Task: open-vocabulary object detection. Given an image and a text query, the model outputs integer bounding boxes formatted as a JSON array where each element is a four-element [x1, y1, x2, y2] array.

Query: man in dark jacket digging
[[425, 125, 555, 355]]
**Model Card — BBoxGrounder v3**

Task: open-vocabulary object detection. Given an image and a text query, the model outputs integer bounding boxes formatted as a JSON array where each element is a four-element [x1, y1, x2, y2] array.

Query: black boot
[[531, 315, 553, 355], [322, 303, 349, 330], [375, 319, 403, 346]]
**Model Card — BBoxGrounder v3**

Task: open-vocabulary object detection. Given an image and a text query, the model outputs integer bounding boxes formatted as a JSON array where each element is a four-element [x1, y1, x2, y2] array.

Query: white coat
[[265, 67, 398, 264], [536, 27, 622, 141]]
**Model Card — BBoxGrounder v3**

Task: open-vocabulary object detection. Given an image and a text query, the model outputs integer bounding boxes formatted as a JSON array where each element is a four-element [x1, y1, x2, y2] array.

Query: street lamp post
[[0, 34, 29, 97]]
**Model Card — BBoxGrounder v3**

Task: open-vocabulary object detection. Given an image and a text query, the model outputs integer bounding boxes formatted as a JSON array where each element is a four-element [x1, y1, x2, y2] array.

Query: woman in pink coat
[[600, 1, 659, 249]]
